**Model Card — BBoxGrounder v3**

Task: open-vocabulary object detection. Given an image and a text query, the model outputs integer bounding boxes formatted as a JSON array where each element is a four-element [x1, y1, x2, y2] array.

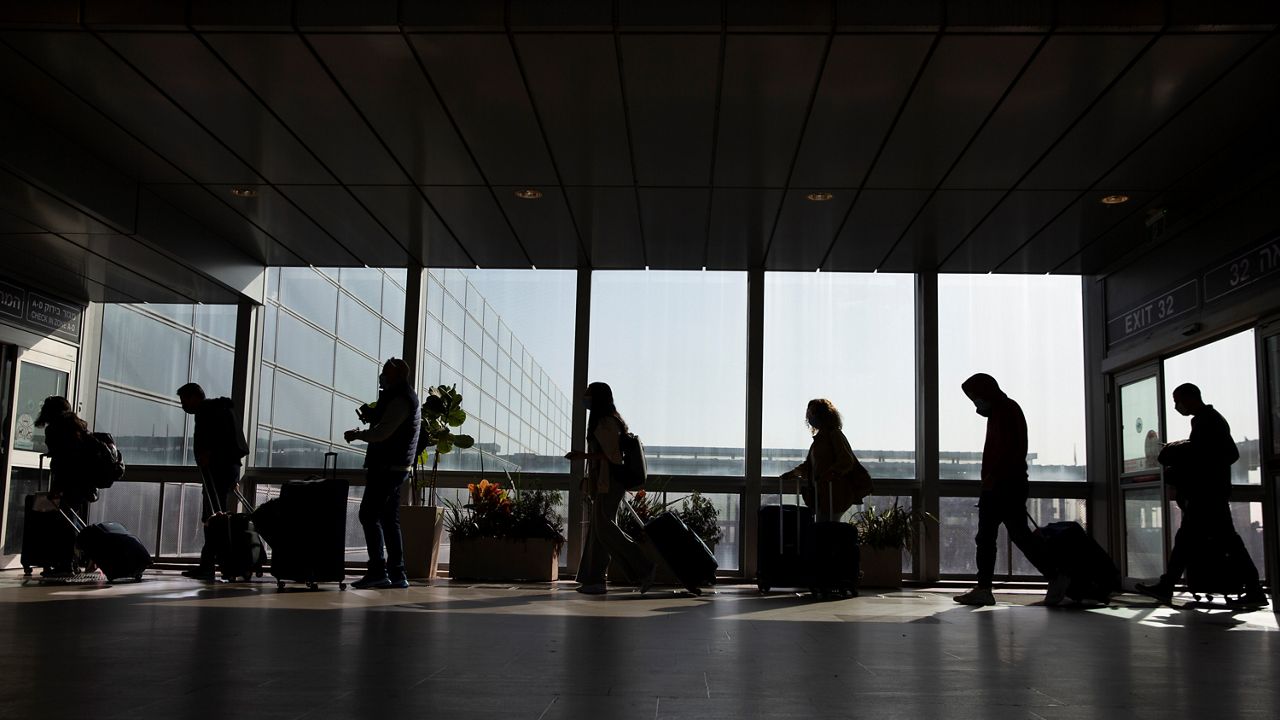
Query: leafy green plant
[[417, 384, 475, 501], [853, 503, 936, 551], [444, 476, 565, 550]]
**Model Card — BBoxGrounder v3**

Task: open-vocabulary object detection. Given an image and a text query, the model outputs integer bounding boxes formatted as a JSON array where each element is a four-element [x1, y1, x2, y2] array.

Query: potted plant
[[444, 477, 565, 582], [619, 489, 721, 585], [853, 502, 936, 588], [401, 384, 474, 581]]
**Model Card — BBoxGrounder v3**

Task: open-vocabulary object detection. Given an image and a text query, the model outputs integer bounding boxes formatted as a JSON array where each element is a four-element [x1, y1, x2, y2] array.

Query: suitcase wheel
[[277, 581, 286, 591], [307, 582, 319, 591], [339, 582, 347, 591], [757, 583, 771, 594], [23, 566, 32, 577], [134, 573, 143, 581]]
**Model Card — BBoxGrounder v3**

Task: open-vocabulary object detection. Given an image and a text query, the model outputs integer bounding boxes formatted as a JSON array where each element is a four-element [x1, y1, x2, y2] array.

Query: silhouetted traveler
[[781, 399, 870, 521], [34, 396, 95, 573], [344, 358, 420, 589], [954, 374, 1068, 606], [564, 382, 656, 595], [177, 383, 249, 581], [1137, 383, 1266, 606]]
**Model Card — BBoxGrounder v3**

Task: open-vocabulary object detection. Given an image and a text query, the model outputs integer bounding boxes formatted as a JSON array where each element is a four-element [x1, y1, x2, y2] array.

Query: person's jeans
[[1164, 500, 1260, 587], [198, 464, 240, 571], [975, 490, 1057, 586], [360, 469, 408, 580], [576, 480, 655, 585]]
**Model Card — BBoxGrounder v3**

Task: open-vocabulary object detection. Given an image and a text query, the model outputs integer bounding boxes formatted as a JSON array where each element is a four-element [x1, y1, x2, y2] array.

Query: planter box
[[859, 545, 904, 588], [449, 537, 560, 582], [400, 505, 446, 581]]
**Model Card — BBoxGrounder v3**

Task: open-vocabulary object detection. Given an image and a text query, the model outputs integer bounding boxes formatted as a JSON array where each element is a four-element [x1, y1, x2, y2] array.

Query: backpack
[[614, 432, 648, 490], [86, 432, 126, 489]]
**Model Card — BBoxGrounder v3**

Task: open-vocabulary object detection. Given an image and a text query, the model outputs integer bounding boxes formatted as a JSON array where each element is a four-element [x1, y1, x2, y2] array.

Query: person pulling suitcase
[[177, 383, 249, 581]]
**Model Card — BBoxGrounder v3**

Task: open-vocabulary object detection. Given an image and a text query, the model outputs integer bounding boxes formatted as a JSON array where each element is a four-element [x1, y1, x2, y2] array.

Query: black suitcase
[[1185, 530, 1251, 603], [757, 476, 814, 592], [75, 518, 151, 582], [21, 455, 80, 576], [203, 484, 266, 582], [1036, 519, 1120, 603], [266, 452, 349, 590], [623, 495, 717, 595], [806, 481, 860, 598]]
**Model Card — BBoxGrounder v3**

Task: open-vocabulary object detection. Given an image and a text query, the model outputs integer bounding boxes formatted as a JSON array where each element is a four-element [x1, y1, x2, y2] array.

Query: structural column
[[915, 271, 941, 583], [1081, 276, 1115, 554], [401, 261, 426, 386], [566, 267, 592, 574], [231, 299, 260, 508], [742, 267, 765, 578]]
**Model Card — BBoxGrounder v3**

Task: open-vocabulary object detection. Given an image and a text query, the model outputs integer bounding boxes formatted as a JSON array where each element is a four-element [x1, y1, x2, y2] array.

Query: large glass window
[[257, 267, 406, 469], [1162, 329, 1260, 485], [763, 272, 915, 479], [938, 275, 1087, 482], [422, 269, 575, 472], [96, 303, 236, 466]]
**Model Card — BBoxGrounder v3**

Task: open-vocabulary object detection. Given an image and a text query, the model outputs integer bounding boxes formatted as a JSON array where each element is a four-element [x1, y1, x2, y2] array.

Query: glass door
[[1115, 365, 1167, 581], [1259, 328, 1280, 603], [0, 342, 75, 567]]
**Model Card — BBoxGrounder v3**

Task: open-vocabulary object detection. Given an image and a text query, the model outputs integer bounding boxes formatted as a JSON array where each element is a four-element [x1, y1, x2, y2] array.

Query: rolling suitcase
[[806, 480, 860, 598], [73, 514, 151, 582], [20, 455, 78, 576], [267, 452, 349, 590], [203, 482, 267, 583], [622, 493, 718, 595], [1184, 529, 1251, 604], [757, 476, 814, 593], [1033, 518, 1119, 603]]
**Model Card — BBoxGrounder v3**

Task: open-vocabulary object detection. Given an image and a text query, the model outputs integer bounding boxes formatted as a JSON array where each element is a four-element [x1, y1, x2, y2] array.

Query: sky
[[463, 269, 1100, 467]]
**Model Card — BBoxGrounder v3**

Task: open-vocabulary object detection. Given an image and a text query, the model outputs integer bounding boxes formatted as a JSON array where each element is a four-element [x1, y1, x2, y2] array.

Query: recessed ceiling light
[[1100, 194, 1130, 205], [230, 187, 257, 198], [806, 192, 834, 202], [515, 188, 542, 200]]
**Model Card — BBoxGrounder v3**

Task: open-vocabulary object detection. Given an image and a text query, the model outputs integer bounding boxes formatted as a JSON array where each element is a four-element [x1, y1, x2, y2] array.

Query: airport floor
[[0, 572, 1276, 720]]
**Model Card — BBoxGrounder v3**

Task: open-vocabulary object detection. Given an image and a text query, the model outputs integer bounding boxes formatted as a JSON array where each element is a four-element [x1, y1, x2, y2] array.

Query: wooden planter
[[859, 545, 904, 588], [400, 505, 446, 582], [448, 537, 561, 582]]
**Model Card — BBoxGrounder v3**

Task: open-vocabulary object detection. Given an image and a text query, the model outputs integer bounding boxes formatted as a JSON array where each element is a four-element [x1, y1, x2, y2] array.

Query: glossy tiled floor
[[0, 572, 1275, 720]]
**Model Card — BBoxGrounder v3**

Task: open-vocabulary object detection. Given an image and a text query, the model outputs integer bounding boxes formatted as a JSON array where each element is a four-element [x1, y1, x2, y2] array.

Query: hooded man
[[177, 382, 249, 581], [954, 373, 1068, 606]]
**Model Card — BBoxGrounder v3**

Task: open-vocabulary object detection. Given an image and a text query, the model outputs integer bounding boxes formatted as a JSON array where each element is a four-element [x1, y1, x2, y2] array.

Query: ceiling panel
[[203, 33, 405, 185], [944, 34, 1150, 190], [869, 35, 1040, 190], [941, 190, 1080, 272], [410, 34, 557, 186], [493, 187, 583, 269], [0, 233, 185, 303], [146, 184, 301, 266], [620, 35, 720, 186], [0, 168, 118, 235], [564, 187, 643, 268], [349, 186, 470, 268], [766, 190, 856, 271], [714, 35, 828, 187], [64, 232, 235, 301], [275, 186, 411, 267], [1022, 34, 1265, 190], [880, 190, 1005, 271], [132, 191, 265, 299], [707, 188, 784, 269], [103, 33, 331, 185], [823, 189, 931, 271], [1001, 191, 1155, 273], [422, 186, 530, 268], [1099, 35, 1280, 192], [307, 33, 480, 186], [200, 185, 359, 266], [515, 34, 633, 187], [637, 188, 708, 270], [0, 41, 183, 184], [1, 32, 260, 184], [791, 35, 933, 188], [0, 209, 44, 234]]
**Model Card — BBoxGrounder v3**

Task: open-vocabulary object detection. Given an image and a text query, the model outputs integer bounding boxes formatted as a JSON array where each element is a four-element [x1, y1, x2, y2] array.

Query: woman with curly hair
[[781, 398, 871, 522]]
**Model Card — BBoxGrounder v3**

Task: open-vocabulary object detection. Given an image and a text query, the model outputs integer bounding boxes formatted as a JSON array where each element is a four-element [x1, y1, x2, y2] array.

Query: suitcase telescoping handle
[[324, 451, 337, 480], [621, 490, 645, 530], [201, 472, 257, 515], [777, 474, 804, 554]]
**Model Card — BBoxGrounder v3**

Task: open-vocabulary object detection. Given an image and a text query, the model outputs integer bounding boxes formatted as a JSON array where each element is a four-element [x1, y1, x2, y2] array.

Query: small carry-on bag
[[622, 493, 718, 595], [21, 454, 80, 576], [806, 480, 860, 599], [757, 476, 814, 593], [267, 452, 349, 590], [1033, 518, 1120, 603], [73, 515, 151, 582], [1184, 529, 1252, 604], [203, 481, 267, 583]]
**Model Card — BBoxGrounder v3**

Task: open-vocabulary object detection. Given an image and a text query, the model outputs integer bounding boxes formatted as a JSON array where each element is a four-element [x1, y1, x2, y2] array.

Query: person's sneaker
[[638, 566, 657, 595], [576, 583, 607, 595], [352, 575, 392, 590], [181, 568, 217, 582], [1134, 581, 1174, 604], [1044, 573, 1072, 606], [387, 577, 410, 589], [954, 587, 996, 606]]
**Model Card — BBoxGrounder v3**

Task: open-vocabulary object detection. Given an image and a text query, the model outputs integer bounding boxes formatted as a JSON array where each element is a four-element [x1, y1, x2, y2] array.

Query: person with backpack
[[177, 382, 249, 581], [1136, 383, 1266, 607], [564, 382, 656, 595], [33, 396, 98, 524], [780, 399, 872, 522]]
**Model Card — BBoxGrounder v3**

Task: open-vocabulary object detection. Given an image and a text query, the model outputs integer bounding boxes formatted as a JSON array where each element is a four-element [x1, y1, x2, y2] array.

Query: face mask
[[583, 397, 593, 410], [973, 398, 992, 417]]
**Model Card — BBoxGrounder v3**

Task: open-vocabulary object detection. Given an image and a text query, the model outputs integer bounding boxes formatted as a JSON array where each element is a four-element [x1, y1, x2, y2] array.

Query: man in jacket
[[1137, 383, 1266, 606], [344, 358, 421, 589], [954, 373, 1067, 606], [177, 383, 249, 581]]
